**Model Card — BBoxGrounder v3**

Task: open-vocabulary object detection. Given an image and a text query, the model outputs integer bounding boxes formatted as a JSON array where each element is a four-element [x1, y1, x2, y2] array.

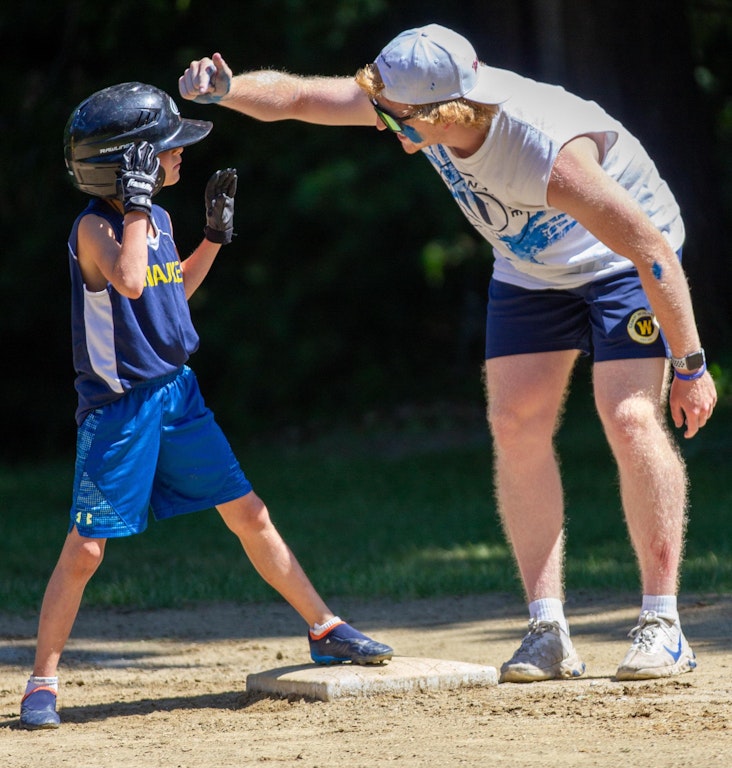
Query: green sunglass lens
[[377, 109, 402, 133]]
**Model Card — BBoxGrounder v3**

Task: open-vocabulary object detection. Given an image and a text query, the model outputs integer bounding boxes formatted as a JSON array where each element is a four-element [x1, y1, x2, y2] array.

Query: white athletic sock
[[25, 675, 58, 696], [529, 598, 569, 634], [311, 616, 342, 634], [641, 595, 679, 623]]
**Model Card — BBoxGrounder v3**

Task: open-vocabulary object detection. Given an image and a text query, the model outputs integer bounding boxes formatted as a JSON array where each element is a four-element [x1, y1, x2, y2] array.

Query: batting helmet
[[64, 81, 213, 198]]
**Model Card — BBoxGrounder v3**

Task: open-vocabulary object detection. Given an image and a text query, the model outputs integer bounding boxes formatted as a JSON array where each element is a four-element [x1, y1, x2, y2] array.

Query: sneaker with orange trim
[[20, 687, 61, 729], [309, 620, 393, 665]]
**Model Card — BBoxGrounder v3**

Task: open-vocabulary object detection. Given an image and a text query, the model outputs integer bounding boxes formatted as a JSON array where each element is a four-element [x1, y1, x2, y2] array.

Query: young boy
[[19, 82, 392, 730]]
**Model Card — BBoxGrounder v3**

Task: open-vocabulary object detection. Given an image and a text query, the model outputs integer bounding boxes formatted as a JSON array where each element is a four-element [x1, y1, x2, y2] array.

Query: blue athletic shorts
[[485, 268, 670, 362], [70, 366, 253, 538]]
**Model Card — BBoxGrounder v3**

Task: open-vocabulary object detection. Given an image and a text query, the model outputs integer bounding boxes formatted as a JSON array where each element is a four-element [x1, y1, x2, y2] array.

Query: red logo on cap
[[473, 58, 478, 73]]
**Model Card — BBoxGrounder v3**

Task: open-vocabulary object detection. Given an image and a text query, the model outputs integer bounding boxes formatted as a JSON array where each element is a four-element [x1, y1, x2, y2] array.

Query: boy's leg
[[217, 493, 392, 664], [20, 529, 106, 728], [32, 529, 106, 675], [217, 493, 330, 627], [153, 369, 391, 664]]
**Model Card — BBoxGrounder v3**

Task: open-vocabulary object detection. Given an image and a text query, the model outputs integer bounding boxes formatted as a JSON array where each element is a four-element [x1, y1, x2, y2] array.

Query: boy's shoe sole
[[19, 687, 61, 730], [309, 622, 393, 665]]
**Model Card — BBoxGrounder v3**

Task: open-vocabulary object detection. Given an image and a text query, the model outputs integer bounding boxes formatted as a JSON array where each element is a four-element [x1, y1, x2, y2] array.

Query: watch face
[[685, 352, 705, 370], [673, 351, 705, 371]]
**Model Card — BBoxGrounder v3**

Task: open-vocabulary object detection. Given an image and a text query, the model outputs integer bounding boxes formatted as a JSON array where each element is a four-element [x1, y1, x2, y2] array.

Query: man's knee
[[597, 395, 660, 449], [488, 403, 557, 453]]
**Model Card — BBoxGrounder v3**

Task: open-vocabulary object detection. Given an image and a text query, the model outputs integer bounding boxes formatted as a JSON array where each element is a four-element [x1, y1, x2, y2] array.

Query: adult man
[[179, 24, 716, 682]]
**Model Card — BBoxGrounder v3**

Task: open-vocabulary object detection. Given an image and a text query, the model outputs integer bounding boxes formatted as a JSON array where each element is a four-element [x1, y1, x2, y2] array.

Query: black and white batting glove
[[116, 141, 160, 216], [204, 168, 237, 245]]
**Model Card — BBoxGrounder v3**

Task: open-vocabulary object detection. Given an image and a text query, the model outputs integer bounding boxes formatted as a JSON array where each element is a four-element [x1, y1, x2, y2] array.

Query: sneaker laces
[[627, 610, 674, 652], [527, 617, 556, 636], [514, 619, 559, 653]]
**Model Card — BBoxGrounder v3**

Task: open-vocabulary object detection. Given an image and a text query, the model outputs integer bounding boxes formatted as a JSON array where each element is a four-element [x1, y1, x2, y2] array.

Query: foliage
[[690, 0, 732, 206], [1, 1, 730, 461], [1, 379, 730, 613]]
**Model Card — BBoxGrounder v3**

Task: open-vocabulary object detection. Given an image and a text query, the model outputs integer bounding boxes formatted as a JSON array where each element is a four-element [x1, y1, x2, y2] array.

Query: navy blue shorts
[[485, 268, 670, 362], [70, 366, 253, 538]]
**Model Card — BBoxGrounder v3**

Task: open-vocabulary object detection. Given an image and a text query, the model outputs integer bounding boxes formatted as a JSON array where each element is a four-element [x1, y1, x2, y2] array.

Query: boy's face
[[158, 147, 183, 187]]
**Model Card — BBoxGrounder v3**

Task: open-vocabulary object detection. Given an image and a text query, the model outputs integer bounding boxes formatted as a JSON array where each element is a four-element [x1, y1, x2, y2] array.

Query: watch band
[[674, 363, 706, 381], [670, 349, 705, 372]]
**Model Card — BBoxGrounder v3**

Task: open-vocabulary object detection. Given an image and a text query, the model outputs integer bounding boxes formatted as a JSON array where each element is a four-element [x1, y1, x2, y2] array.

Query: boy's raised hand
[[116, 141, 159, 216], [204, 168, 237, 245]]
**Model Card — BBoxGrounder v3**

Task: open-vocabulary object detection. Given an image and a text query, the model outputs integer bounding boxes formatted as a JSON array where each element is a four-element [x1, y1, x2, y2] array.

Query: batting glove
[[204, 168, 237, 245], [116, 141, 160, 216]]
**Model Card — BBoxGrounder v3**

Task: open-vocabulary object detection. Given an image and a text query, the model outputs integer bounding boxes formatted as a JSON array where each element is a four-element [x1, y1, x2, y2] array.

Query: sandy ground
[[1, 592, 730, 767]]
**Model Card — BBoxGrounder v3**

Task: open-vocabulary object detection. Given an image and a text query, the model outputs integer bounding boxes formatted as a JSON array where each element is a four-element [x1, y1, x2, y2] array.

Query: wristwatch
[[670, 349, 705, 373]]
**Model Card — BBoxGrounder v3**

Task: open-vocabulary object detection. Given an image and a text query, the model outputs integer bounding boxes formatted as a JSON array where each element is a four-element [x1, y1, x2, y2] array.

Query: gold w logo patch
[[627, 309, 660, 345]]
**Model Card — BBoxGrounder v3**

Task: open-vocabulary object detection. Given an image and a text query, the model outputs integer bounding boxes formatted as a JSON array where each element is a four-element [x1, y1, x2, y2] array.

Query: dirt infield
[[1, 592, 730, 767]]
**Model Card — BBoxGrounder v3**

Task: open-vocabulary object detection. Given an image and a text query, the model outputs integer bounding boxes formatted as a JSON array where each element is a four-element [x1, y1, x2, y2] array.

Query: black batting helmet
[[64, 82, 213, 198]]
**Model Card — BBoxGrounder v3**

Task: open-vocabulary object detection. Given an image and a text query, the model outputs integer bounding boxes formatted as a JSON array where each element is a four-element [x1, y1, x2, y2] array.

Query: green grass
[[1, 374, 730, 614]]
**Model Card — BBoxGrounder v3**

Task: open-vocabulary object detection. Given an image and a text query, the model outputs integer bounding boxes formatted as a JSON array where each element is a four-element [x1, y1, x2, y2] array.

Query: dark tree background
[[1, 0, 730, 461]]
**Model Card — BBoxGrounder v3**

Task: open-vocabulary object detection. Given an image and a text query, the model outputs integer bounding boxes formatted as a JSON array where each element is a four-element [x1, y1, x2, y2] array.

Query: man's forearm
[[221, 71, 372, 126]]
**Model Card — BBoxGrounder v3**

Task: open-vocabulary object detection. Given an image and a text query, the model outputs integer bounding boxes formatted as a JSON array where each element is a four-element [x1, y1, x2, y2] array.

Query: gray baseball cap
[[375, 24, 513, 106]]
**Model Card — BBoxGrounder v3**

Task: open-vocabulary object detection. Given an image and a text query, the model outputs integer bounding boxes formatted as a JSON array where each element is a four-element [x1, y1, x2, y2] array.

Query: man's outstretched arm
[[179, 52, 374, 127]]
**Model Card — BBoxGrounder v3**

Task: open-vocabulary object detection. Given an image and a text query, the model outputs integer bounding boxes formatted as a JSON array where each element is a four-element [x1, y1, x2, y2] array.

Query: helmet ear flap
[[152, 164, 166, 196]]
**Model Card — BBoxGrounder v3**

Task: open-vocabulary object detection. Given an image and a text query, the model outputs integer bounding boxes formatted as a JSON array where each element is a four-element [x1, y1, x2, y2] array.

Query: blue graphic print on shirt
[[498, 211, 577, 262], [423, 145, 577, 264]]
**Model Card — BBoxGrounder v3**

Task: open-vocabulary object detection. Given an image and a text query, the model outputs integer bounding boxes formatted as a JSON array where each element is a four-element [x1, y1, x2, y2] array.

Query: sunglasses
[[371, 99, 423, 143]]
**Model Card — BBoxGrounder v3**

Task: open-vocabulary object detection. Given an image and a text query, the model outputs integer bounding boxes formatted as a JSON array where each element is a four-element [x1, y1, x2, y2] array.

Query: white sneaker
[[616, 610, 697, 681], [499, 619, 586, 683]]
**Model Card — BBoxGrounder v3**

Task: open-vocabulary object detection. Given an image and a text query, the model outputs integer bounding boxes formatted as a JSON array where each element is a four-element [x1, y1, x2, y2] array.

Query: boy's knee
[[63, 532, 105, 578], [219, 492, 272, 535]]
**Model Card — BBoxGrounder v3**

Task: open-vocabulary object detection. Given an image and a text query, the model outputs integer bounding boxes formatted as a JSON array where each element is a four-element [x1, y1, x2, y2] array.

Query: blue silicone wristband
[[673, 361, 707, 381]]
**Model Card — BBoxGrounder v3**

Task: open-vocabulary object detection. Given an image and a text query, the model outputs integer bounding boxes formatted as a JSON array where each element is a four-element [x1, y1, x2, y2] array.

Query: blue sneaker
[[20, 687, 61, 729], [309, 620, 393, 665]]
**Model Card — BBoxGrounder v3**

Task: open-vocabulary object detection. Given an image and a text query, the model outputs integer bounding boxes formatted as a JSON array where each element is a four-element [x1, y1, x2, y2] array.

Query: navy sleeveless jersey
[[69, 199, 200, 424]]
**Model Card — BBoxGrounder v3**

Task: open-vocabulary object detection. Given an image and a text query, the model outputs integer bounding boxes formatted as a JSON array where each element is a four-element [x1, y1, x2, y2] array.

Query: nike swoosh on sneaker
[[663, 634, 683, 662]]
